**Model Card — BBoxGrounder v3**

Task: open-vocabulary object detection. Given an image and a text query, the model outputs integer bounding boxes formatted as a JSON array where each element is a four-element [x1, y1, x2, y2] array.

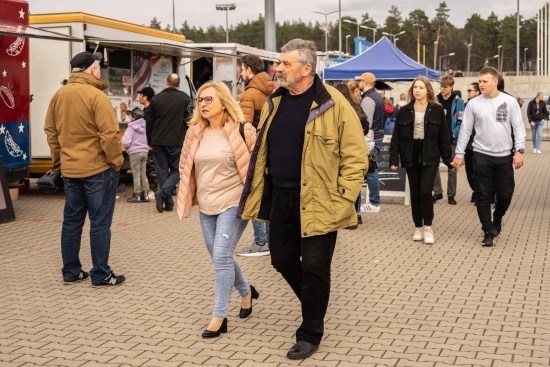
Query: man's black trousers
[[269, 187, 337, 346], [473, 152, 515, 233]]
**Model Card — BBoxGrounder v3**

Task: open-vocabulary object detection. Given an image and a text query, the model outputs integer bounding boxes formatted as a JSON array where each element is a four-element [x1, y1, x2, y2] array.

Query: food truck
[[0, 0, 82, 183], [27, 12, 280, 174]]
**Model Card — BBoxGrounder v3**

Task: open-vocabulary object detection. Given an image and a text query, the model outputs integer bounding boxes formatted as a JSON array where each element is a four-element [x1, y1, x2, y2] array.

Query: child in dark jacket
[[122, 108, 150, 203]]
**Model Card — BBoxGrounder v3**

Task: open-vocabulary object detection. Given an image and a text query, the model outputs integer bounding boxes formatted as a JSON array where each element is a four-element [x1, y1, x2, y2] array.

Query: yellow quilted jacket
[[238, 76, 368, 237]]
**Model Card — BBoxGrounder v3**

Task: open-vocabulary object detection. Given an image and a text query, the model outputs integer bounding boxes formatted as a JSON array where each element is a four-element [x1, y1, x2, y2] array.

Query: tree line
[[149, 2, 538, 74]]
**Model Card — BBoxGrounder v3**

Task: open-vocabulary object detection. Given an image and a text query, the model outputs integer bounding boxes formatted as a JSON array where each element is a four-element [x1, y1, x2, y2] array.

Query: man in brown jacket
[[236, 54, 274, 257], [44, 51, 126, 287]]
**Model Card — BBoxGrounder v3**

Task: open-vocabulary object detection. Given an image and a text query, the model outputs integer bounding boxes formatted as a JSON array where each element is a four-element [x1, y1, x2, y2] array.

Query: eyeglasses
[[467, 89, 476, 93], [197, 96, 215, 105]]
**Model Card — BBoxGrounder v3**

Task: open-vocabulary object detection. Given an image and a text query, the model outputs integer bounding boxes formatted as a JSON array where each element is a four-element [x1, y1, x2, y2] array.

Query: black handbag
[[367, 154, 377, 174], [37, 170, 63, 193]]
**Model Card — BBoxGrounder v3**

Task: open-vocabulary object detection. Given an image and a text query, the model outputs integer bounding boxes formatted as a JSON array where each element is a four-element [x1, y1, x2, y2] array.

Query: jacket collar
[[268, 74, 331, 109], [68, 72, 109, 90], [402, 100, 437, 110]]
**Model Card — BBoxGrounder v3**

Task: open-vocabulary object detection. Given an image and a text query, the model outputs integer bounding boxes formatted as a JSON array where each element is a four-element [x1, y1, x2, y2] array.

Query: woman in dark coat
[[389, 76, 452, 244], [335, 83, 369, 229]]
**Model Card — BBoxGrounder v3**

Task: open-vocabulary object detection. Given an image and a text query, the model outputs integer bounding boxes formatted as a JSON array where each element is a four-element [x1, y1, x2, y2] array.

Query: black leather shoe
[[201, 318, 227, 338], [448, 197, 457, 205], [433, 193, 443, 203], [493, 218, 502, 237], [154, 191, 164, 213], [239, 285, 259, 318], [482, 231, 494, 247], [357, 214, 363, 224], [287, 341, 319, 359]]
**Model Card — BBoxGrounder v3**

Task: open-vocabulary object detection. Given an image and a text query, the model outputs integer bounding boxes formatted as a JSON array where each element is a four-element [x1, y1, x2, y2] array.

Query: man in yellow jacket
[[238, 39, 368, 359], [44, 51, 126, 287]]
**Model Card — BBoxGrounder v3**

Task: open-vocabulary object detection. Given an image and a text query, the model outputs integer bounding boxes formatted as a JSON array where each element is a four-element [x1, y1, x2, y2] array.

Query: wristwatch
[[517, 149, 524, 154]]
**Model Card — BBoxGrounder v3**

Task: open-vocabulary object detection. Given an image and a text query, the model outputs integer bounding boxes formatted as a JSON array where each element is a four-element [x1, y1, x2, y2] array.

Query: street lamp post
[[345, 34, 351, 54], [467, 43, 472, 76], [311, 9, 338, 53], [497, 45, 502, 72], [523, 47, 529, 73], [216, 3, 236, 43], [343, 19, 362, 39], [382, 30, 405, 44], [360, 25, 377, 43], [439, 52, 455, 74]]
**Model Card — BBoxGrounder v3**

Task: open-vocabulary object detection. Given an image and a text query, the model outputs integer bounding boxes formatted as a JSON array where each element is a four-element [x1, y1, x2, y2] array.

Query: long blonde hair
[[189, 81, 244, 128], [407, 76, 437, 104]]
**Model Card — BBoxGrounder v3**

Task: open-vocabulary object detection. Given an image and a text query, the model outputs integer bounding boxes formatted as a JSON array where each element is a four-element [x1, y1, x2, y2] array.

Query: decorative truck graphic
[[0, 0, 30, 172]]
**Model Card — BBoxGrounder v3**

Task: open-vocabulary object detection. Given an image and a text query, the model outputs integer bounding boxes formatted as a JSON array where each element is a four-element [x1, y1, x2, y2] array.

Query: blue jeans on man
[[366, 139, 382, 206], [252, 221, 269, 244], [61, 168, 119, 284], [152, 145, 182, 210], [531, 121, 544, 151]]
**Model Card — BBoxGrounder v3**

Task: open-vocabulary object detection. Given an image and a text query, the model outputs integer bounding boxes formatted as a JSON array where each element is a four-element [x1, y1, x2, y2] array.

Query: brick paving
[[1, 147, 549, 367]]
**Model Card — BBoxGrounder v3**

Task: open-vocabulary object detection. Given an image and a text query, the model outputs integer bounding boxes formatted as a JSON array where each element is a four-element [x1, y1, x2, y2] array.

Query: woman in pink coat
[[177, 81, 258, 338]]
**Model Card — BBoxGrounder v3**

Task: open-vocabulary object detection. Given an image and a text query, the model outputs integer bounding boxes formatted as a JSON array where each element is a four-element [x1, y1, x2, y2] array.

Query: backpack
[[383, 114, 396, 136]]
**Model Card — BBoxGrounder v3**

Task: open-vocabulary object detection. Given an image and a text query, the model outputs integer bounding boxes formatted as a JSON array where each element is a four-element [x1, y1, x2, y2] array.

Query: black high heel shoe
[[239, 285, 259, 318], [201, 318, 228, 338]]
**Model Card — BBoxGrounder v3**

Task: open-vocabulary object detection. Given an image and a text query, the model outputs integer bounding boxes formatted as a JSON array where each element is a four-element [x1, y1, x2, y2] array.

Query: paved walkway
[[1, 147, 549, 367]]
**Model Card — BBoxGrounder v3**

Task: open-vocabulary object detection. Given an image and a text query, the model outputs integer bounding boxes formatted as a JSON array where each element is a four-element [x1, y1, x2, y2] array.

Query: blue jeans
[[199, 207, 250, 318], [252, 221, 269, 244], [61, 168, 119, 284], [152, 145, 181, 210], [366, 139, 382, 206], [531, 121, 544, 150]]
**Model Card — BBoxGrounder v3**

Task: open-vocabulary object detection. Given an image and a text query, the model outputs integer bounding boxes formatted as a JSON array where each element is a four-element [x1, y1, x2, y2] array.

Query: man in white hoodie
[[452, 67, 525, 247]]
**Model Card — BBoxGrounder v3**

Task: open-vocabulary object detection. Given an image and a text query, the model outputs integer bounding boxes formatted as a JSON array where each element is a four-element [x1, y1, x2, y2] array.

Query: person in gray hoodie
[[122, 108, 150, 203]]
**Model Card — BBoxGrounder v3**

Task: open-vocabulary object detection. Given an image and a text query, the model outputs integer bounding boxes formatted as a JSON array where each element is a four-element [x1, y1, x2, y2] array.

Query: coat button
[[303, 232, 307, 236], [303, 182, 307, 186], [302, 206, 306, 210], [307, 130, 310, 134]]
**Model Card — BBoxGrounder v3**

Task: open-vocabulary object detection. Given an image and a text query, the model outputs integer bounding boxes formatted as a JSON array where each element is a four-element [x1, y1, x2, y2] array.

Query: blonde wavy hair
[[189, 81, 244, 127]]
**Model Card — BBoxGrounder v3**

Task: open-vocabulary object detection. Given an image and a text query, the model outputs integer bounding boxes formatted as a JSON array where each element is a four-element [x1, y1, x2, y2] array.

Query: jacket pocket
[[311, 132, 339, 188], [426, 117, 442, 140]]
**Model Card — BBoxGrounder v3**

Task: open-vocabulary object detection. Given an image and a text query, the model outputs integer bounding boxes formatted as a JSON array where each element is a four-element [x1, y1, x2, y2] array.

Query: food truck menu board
[[149, 56, 172, 93]]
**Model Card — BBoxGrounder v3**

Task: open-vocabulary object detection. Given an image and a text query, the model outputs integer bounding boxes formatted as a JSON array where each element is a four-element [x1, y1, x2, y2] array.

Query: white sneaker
[[423, 228, 435, 244], [534, 149, 537, 153], [413, 228, 424, 241], [361, 203, 381, 213], [537, 149, 542, 154]]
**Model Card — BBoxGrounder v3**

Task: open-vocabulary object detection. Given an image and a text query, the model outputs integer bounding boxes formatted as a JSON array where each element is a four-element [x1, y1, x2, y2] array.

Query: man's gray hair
[[281, 39, 317, 75], [537, 91, 544, 98], [73, 60, 100, 74]]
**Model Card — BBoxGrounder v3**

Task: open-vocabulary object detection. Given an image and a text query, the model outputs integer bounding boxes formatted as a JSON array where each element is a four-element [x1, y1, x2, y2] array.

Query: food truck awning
[[0, 19, 83, 41], [86, 38, 270, 60]]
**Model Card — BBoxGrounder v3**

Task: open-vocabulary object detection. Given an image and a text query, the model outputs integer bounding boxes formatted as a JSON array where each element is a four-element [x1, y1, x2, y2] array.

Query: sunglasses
[[197, 96, 215, 105], [466, 89, 476, 93]]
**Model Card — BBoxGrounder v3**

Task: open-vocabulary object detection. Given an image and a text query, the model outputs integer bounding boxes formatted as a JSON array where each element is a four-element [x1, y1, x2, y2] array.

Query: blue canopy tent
[[324, 36, 440, 81]]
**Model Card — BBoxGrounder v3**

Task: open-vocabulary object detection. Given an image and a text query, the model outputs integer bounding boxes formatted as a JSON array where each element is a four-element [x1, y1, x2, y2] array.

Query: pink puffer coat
[[177, 120, 257, 220]]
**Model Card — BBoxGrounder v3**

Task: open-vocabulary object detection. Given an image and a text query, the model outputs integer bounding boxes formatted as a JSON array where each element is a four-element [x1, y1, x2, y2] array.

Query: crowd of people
[[44, 37, 543, 360]]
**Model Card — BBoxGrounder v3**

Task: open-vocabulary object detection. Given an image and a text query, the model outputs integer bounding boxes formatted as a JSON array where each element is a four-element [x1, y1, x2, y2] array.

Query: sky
[[27, 0, 545, 34]]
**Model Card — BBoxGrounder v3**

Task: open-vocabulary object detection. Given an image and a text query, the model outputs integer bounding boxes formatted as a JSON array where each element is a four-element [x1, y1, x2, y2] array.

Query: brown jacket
[[177, 121, 257, 220], [238, 72, 274, 126], [44, 72, 123, 178]]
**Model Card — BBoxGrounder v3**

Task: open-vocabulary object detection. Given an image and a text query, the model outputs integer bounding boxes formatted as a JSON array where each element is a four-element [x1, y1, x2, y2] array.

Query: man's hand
[[513, 152, 524, 169], [451, 157, 464, 171], [531, 122, 535, 127], [390, 165, 397, 171], [148, 145, 153, 150]]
